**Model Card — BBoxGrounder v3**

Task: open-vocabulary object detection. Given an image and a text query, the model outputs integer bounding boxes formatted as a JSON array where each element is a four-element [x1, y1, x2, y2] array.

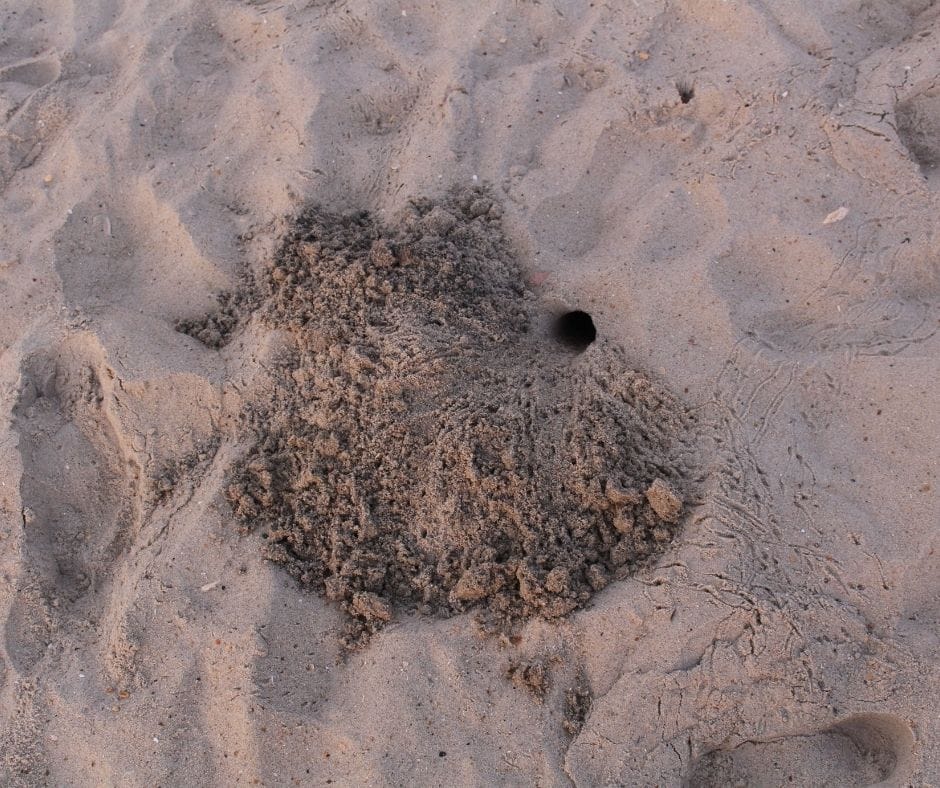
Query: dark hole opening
[[677, 82, 694, 104], [554, 310, 597, 351]]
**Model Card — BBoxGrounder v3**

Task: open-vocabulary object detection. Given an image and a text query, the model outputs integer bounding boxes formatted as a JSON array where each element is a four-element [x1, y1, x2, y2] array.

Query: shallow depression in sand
[[201, 190, 701, 643]]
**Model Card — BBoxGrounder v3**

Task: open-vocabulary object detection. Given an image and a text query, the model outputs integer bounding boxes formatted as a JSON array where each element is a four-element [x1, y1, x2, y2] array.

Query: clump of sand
[[222, 189, 699, 643]]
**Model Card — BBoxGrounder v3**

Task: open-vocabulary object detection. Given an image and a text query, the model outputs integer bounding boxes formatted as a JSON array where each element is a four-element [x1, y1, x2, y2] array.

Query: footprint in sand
[[895, 79, 940, 188], [0, 53, 64, 188], [686, 713, 915, 788], [6, 336, 139, 673], [0, 57, 61, 93]]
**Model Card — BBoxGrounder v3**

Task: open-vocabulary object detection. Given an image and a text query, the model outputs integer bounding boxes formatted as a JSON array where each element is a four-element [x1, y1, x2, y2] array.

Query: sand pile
[[211, 190, 699, 641]]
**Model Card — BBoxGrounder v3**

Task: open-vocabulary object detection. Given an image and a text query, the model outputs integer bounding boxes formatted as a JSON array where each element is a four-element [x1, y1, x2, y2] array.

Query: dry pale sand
[[1, 0, 938, 785]]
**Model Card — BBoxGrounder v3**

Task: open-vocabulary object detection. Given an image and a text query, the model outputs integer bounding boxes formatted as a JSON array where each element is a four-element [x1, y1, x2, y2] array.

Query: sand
[[0, 0, 938, 785]]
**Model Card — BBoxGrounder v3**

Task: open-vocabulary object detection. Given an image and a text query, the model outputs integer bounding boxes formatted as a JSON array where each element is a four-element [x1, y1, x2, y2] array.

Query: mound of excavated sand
[[221, 190, 698, 642]]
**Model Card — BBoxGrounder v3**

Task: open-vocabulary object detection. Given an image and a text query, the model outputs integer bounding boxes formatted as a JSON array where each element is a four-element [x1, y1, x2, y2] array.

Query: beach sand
[[0, 0, 938, 785]]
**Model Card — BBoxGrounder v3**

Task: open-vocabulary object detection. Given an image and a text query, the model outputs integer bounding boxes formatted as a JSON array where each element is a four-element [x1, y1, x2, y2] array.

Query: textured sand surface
[[1, 0, 938, 785]]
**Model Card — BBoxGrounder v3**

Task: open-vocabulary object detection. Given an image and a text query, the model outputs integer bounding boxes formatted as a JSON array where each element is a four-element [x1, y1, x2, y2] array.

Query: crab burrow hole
[[554, 309, 597, 351]]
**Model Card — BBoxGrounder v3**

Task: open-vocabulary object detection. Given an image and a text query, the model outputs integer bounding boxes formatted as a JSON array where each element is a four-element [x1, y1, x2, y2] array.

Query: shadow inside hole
[[677, 81, 694, 104], [554, 310, 597, 351]]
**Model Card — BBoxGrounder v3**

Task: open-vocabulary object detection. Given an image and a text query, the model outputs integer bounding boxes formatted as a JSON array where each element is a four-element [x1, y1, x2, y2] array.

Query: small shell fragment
[[822, 206, 849, 225]]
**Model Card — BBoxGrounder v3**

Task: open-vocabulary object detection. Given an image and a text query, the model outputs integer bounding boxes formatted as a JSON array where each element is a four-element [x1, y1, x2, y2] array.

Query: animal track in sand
[[208, 189, 702, 646]]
